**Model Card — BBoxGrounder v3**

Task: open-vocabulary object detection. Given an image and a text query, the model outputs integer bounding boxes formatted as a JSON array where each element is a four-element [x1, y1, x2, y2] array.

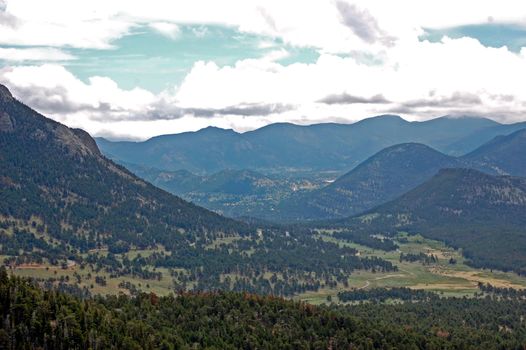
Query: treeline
[[400, 252, 438, 264], [83, 228, 397, 296], [346, 295, 526, 349], [338, 287, 437, 303], [2, 271, 526, 349], [478, 282, 526, 299], [332, 230, 399, 251]]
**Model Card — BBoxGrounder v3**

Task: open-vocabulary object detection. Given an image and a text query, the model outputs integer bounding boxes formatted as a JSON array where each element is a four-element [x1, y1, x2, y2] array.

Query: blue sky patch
[[421, 23, 526, 53], [0, 25, 320, 93]]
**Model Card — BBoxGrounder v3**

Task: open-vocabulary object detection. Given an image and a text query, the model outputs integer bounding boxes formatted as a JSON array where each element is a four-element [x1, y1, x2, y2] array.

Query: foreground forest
[[2, 271, 526, 349]]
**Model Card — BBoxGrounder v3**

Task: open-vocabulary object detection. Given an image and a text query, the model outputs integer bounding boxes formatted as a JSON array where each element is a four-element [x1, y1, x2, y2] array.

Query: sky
[[1, 1, 526, 140]]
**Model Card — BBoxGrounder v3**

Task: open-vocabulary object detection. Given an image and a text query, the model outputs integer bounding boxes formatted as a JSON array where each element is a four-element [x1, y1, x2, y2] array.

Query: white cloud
[[0, 1, 134, 49], [260, 49, 290, 62], [2, 0, 526, 139], [0, 64, 156, 122], [174, 35, 526, 123], [335, 1, 395, 46], [3, 32, 526, 141], [149, 22, 180, 40], [0, 64, 294, 139], [2, 0, 526, 52], [0, 47, 75, 61]]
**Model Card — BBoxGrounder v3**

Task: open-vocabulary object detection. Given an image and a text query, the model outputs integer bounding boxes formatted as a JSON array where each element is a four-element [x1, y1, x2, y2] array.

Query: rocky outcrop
[[0, 85, 15, 132], [72, 128, 101, 156], [0, 84, 13, 103], [0, 111, 14, 132]]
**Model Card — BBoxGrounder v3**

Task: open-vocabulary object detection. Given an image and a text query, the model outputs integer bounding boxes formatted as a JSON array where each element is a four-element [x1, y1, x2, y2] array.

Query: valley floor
[[5, 232, 526, 303], [299, 232, 526, 304]]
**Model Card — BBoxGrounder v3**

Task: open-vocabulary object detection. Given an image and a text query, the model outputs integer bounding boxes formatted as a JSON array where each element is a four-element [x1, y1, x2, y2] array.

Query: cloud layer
[[1, 0, 526, 139]]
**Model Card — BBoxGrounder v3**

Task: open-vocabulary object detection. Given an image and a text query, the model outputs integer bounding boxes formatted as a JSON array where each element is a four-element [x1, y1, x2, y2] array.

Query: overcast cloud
[[1, 0, 526, 139], [335, 1, 396, 46], [318, 93, 390, 105]]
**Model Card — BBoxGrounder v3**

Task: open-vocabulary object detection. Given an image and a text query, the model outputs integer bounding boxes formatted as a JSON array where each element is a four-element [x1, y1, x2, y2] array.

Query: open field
[[298, 232, 526, 304], [1, 248, 177, 296], [5, 231, 526, 303]]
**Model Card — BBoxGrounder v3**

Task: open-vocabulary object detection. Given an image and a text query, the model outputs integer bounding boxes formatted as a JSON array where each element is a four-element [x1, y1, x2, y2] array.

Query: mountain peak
[[354, 114, 407, 126], [375, 114, 404, 120], [380, 142, 436, 152], [199, 126, 235, 133]]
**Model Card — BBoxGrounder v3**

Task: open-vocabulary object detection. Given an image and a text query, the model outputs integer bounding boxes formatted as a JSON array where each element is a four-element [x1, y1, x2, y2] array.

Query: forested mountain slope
[[256, 132, 525, 222], [338, 168, 526, 273], [0, 83, 248, 256], [103, 124, 525, 223], [125, 163, 323, 218], [464, 128, 526, 176]]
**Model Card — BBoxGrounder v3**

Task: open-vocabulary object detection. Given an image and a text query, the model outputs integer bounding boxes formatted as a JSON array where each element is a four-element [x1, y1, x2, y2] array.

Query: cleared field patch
[[5, 248, 178, 296], [304, 231, 526, 303], [430, 268, 526, 289]]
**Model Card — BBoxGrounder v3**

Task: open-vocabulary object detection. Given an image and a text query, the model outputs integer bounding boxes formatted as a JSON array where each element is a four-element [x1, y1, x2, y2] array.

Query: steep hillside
[[464, 128, 526, 176], [0, 84, 247, 257], [338, 168, 526, 272]]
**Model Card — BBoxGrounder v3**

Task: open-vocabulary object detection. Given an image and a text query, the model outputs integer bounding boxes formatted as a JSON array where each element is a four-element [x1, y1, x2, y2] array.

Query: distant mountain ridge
[[276, 143, 466, 220], [262, 129, 526, 222], [97, 114, 526, 174], [116, 127, 526, 222], [464, 129, 526, 176], [123, 163, 322, 218]]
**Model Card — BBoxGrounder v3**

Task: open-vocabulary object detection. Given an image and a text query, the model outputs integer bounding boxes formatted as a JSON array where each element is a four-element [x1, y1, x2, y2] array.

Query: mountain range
[[276, 130, 526, 221], [3, 81, 526, 277], [120, 130, 526, 222], [97, 115, 526, 175], [98, 115, 526, 222], [276, 143, 465, 220]]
